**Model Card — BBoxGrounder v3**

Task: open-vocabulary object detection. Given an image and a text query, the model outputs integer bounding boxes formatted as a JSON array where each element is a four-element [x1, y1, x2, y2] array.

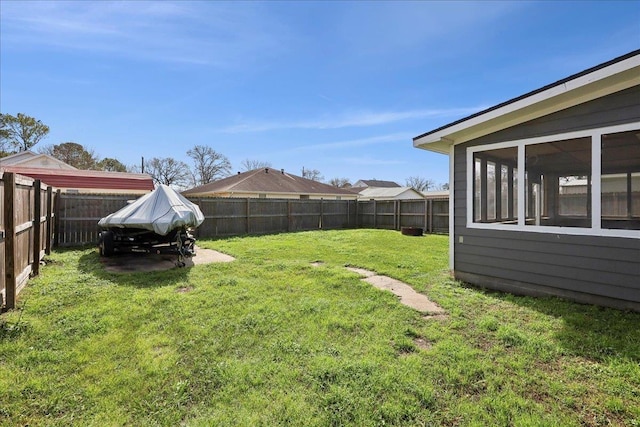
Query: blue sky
[[1, 1, 639, 188]]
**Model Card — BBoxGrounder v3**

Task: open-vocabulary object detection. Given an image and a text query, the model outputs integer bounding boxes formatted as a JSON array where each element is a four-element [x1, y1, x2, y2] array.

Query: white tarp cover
[[98, 184, 205, 236]]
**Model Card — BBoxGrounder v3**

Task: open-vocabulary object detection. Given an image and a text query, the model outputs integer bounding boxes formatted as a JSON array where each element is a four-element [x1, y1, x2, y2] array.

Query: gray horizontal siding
[[456, 260, 636, 302], [465, 85, 640, 148], [452, 86, 640, 308], [456, 243, 638, 300]]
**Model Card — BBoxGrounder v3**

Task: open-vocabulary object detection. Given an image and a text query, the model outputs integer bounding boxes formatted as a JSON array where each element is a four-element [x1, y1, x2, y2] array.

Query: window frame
[[466, 121, 640, 239], [471, 146, 518, 224]]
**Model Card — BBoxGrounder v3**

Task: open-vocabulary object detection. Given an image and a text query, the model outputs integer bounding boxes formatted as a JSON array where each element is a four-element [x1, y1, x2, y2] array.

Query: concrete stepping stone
[[346, 267, 445, 315]]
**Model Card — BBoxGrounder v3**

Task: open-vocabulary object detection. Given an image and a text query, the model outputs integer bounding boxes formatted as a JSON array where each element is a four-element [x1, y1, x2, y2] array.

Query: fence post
[[32, 180, 41, 277], [45, 186, 53, 255], [428, 199, 434, 233], [392, 200, 397, 230], [287, 200, 292, 232], [4, 172, 16, 310], [246, 198, 250, 235], [320, 198, 323, 229], [195, 198, 203, 238], [346, 200, 350, 228], [373, 200, 377, 229], [424, 200, 428, 232], [354, 200, 359, 228], [53, 189, 61, 247]]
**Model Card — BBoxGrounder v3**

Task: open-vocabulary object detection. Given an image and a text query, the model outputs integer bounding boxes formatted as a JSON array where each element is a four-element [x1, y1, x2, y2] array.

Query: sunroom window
[[601, 129, 640, 230], [525, 137, 591, 227], [468, 124, 639, 236], [473, 147, 518, 224]]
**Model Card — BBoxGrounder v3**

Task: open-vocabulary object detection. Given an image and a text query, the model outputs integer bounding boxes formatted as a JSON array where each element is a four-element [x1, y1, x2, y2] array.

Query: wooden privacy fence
[[195, 198, 358, 237], [55, 194, 136, 247], [56, 194, 449, 246], [0, 172, 54, 311], [560, 192, 640, 217], [55, 195, 360, 244], [357, 199, 449, 233]]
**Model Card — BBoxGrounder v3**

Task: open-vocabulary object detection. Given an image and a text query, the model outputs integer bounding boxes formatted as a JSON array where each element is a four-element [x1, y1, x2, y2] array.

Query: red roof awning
[[1, 166, 155, 191]]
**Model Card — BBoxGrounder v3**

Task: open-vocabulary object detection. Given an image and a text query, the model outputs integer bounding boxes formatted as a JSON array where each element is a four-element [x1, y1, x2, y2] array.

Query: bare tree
[[40, 142, 98, 169], [241, 159, 272, 171], [405, 176, 435, 192], [146, 157, 191, 188], [127, 157, 147, 174], [328, 177, 352, 188], [301, 167, 323, 182], [1, 113, 50, 153], [127, 164, 142, 173], [187, 145, 231, 186]]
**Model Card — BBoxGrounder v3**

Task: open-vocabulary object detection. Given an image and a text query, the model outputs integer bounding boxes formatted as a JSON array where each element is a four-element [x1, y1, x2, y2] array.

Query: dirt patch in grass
[[100, 247, 235, 273], [423, 314, 449, 321], [414, 337, 432, 350]]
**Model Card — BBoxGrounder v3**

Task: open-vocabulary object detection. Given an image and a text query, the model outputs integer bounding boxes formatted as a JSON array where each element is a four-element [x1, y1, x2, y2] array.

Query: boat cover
[[98, 184, 205, 236]]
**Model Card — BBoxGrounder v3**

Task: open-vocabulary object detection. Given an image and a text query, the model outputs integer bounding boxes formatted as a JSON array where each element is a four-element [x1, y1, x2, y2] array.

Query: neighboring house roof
[[358, 186, 424, 200], [353, 179, 401, 188], [423, 190, 449, 199], [346, 186, 367, 194], [0, 150, 78, 170], [414, 49, 640, 154], [182, 168, 357, 198], [1, 166, 154, 192]]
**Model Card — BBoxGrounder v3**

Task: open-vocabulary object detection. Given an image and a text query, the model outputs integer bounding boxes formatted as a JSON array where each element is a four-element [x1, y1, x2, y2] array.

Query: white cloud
[[298, 133, 413, 151], [1, 1, 289, 67], [221, 106, 485, 133], [341, 156, 405, 166]]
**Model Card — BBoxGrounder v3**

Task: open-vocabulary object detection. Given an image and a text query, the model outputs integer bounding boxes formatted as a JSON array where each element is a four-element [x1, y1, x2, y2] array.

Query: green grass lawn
[[1, 229, 639, 426]]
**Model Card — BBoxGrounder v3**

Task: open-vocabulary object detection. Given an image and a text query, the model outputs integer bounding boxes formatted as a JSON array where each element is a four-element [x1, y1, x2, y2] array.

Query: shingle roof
[[182, 168, 357, 196], [355, 179, 401, 188], [358, 187, 423, 199], [1, 166, 154, 192]]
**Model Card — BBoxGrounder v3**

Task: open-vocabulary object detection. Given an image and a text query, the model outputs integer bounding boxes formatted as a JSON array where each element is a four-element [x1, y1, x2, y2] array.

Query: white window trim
[[466, 121, 640, 239], [449, 143, 455, 271]]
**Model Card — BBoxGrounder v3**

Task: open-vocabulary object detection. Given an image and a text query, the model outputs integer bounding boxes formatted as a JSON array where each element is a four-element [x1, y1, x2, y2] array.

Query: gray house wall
[[453, 85, 640, 311]]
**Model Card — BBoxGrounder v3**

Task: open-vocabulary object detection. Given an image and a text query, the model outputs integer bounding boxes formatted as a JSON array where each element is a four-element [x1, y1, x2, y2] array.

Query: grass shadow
[[479, 287, 640, 362]]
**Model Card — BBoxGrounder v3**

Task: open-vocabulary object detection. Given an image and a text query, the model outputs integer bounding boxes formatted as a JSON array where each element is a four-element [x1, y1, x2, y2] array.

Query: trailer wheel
[[99, 231, 115, 257]]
